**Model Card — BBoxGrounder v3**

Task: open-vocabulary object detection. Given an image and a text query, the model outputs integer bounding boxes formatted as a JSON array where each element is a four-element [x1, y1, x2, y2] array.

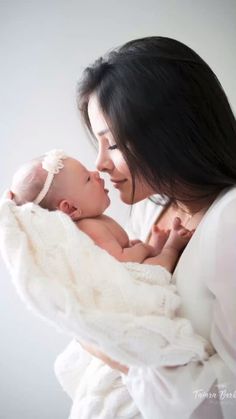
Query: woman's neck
[[174, 193, 218, 228]]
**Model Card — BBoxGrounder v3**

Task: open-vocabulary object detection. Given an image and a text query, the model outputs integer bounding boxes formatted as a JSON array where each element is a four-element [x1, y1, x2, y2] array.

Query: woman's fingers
[[79, 340, 129, 374], [1, 190, 14, 201]]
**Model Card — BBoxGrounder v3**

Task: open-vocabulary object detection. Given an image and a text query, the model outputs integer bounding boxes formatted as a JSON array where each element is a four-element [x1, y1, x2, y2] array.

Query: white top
[[123, 187, 236, 418]]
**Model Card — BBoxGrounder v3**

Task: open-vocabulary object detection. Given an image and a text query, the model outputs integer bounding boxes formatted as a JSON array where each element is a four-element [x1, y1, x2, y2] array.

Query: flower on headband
[[42, 149, 68, 174], [33, 149, 68, 205]]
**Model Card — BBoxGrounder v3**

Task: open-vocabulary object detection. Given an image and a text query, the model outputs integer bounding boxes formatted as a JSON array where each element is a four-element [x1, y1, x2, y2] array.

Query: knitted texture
[[0, 199, 213, 367]]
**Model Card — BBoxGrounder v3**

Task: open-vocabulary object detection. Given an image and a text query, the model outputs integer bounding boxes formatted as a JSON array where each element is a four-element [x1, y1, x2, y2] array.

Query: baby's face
[[58, 158, 110, 218]]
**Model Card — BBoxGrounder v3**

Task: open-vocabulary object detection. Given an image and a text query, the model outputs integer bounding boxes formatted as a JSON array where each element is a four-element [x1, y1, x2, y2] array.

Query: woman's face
[[87, 95, 154, 204]]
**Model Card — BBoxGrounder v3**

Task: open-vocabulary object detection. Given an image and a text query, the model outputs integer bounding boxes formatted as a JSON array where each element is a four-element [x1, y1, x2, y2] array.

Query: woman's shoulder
[[196, 186, 236, 272], [205, 186, 236, 223], [214, 185, 236, 205]]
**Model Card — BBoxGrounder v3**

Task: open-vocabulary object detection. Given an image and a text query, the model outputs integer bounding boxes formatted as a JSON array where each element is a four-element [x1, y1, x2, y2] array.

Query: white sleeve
[[122, 193, 236, 419], [122, 356, 236, 419]]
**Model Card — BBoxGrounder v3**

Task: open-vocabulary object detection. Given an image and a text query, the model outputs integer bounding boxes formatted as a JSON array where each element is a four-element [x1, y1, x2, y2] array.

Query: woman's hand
[[79, 340, 129, 374], [1, 190, 14, 200]]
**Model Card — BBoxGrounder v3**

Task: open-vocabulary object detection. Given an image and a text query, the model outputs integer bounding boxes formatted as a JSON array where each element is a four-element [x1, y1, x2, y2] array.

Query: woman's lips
[[111, 179, 127, 188]]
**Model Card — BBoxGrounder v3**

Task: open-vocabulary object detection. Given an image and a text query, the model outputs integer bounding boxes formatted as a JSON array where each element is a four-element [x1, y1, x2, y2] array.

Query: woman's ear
[[58, 200, 82, 221]]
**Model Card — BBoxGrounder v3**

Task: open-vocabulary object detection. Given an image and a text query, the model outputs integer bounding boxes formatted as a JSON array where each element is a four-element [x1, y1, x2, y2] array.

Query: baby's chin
[[104, 196, 111, 210], [94, 196, 111, 216]]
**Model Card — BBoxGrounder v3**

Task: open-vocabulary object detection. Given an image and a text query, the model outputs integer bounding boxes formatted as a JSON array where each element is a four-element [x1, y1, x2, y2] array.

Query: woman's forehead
[[87, 94, 109, 136]]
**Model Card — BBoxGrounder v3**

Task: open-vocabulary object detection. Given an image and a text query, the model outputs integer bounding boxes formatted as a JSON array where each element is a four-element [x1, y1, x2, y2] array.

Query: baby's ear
[[58, 200, 82, 221], [70, 208, 82, 222], [58, 199, 71, 214]]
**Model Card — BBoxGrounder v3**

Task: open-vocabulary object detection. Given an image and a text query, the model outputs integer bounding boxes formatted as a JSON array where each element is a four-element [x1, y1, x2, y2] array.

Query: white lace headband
[[34, 149, 68, 205]]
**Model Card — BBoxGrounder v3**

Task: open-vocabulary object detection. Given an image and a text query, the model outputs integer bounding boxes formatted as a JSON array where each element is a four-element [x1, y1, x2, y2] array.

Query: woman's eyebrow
[[97, 128, 110, 136]]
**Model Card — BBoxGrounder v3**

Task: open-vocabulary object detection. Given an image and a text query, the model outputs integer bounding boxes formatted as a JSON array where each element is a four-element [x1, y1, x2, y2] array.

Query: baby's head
[[11, 150, 110, 221]]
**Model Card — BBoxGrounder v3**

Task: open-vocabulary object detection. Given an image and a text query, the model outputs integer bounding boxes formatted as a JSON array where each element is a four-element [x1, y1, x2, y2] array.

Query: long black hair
[[78, 36, 236, 202]]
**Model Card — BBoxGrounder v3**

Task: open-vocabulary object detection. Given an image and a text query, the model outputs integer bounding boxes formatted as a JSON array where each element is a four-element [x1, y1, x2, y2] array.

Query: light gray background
[[0, 1, 235, 418]]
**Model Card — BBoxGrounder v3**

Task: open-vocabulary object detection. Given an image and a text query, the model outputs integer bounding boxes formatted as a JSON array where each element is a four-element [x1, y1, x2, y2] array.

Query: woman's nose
[[95, 149, 114, 173]]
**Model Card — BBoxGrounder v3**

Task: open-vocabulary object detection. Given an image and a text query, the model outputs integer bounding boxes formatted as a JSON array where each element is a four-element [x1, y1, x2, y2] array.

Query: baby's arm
[[144, 218, 194, 272], [78, 219, 155, 263]]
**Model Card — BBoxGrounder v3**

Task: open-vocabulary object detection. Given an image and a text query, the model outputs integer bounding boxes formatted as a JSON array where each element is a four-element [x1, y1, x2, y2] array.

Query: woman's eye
[[108, 144, 118, 150]]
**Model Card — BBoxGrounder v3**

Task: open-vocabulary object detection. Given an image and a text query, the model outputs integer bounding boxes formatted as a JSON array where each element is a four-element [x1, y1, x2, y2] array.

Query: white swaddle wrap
[[0, 199, 214, 418]]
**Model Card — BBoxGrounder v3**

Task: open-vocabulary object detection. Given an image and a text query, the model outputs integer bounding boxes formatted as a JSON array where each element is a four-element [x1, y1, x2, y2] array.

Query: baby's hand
[[129, 239, 143, 246], [128, 239, 162, 259], [165, 217, 194, 252], [149, 225, 170, 255]]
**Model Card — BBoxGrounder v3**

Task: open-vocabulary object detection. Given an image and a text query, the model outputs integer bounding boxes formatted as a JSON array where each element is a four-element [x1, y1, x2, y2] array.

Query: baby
[[6, 150, 210, 419], [10, 149, 193, 272]]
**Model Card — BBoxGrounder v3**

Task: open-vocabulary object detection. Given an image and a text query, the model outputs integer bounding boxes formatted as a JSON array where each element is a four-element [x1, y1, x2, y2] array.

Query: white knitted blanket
[[0, 199, 213, 418]]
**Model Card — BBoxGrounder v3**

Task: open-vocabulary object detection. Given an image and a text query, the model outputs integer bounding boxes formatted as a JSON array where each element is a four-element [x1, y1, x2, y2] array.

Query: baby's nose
[[92, 171, 100, 180]]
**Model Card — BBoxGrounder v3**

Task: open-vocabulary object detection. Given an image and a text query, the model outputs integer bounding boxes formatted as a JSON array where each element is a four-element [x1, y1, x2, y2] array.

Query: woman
[[77, 37, 236, 418]]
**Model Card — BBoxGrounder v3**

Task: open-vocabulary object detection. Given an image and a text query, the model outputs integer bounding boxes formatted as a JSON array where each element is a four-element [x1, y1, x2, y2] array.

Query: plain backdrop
[[0, 1, 235, 418]]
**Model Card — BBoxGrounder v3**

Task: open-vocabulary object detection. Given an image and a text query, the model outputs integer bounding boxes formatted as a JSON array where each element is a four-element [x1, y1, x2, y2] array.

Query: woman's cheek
[[114, 152, 131, 178]]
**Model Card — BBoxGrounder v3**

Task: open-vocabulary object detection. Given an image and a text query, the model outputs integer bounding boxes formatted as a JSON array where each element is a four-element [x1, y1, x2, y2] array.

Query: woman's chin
[[118, 189, 152, 205], [118, 190, 134, 205]]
